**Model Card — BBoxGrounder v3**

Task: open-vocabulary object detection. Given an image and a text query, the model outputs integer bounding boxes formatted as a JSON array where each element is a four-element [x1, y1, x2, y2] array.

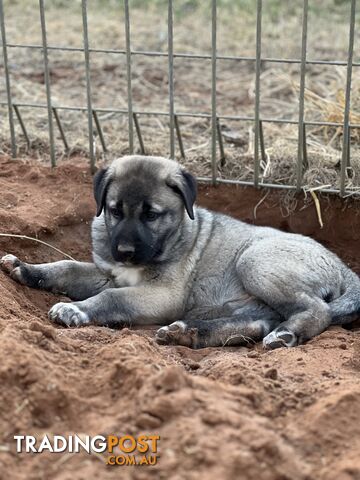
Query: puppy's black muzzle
[[110, 221, 157, 265]]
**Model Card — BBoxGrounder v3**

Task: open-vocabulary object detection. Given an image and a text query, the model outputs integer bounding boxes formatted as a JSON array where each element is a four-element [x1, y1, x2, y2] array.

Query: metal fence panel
[[0, 0, 358, 197]]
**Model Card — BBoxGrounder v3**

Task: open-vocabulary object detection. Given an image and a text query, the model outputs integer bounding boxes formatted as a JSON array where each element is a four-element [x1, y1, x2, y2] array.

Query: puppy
[[1, 155, 359, 349]]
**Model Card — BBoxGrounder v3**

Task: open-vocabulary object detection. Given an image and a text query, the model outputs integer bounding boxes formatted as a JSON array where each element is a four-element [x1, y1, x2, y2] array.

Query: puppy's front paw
[[1, 254, 20, 272], [0, 254, 29, 285], [0, 254, 24, 282], [48, 302, 90, 327]]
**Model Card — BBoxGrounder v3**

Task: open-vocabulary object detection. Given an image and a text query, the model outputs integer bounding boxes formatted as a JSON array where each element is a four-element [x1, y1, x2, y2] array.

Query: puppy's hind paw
[[263, 327, 298, 350], [155, 321, 198, 348], [49, 302, 90, 327]]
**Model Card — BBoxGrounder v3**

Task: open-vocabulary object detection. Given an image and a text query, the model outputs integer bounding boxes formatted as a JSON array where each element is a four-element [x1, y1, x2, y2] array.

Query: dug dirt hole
[[1, 155, 360, 480]]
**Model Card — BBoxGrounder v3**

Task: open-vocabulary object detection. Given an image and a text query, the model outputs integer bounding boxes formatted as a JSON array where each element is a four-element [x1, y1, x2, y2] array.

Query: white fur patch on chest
[[111, 265, 143, 287], [93, 252, 143, 287]]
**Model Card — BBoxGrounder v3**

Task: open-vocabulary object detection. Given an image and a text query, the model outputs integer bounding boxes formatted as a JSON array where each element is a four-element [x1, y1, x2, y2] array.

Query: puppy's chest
[[111, 265, 143, 287]]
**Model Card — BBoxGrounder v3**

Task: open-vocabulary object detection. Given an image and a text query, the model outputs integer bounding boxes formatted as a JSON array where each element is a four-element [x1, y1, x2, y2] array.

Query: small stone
[[187, 361, 200, 370], [264, 368, 278, 380]]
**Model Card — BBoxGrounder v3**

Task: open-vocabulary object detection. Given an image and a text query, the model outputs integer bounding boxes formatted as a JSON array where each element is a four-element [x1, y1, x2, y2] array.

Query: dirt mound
[[0, 154, 360, 480]]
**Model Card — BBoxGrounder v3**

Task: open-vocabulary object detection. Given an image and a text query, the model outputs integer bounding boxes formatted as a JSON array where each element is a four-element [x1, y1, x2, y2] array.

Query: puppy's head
[[93, 155, 197, 265]]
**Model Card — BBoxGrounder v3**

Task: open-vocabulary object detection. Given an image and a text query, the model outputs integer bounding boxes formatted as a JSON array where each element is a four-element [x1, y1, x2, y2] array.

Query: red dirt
[[0, 154, 359, 480]]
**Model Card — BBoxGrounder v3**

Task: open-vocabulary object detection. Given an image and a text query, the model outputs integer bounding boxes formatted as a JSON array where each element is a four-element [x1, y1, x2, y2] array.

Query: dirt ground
[[0, 154, 359, 479]]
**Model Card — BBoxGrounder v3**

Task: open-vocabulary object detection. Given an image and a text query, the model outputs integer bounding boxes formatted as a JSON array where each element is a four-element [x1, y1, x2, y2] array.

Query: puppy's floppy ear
[[167, 169, 197, 220], [93, 167, 110, 217]]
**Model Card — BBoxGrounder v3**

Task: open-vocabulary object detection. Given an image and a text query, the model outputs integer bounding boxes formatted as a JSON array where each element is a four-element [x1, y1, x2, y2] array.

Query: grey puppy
[[1, 155, 359, 349]]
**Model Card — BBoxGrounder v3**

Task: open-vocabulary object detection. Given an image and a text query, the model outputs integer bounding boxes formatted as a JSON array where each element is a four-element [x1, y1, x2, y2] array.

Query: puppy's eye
[[144, 211, 160, 222], [108, 206, 123, 219]]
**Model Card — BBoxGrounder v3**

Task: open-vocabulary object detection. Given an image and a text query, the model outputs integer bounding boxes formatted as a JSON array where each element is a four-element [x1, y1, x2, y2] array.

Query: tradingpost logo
[[14, 434, 160, 466]]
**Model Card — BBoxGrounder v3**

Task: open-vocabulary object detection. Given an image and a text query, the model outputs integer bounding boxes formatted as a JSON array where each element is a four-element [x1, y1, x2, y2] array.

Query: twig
[[304, 184, 332, 192], [15, 398, 29, 414], [223, 334, 255, 347], [184, 141, 209, 154], [253, 190, 270, 220], [0, 234, 76, 261], [309, 191, 324, 229]]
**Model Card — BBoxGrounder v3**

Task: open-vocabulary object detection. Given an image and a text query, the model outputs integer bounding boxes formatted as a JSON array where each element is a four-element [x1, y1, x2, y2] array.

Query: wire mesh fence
[[0, 0, 358, 196]]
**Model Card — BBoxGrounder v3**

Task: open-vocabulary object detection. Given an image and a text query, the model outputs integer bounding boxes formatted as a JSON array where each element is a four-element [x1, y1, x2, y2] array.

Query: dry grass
[[0, 0, 359, 194]]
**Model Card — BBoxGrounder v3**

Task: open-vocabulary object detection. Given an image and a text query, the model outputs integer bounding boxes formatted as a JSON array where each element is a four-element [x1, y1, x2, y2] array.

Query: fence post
[[81, 0, 96, 173], [39, 0, 56, 167], [296, 0, 308, 191], [340, 0, 356, 196], [0, 0, 16, 157], [211, 0, 217, 185], [124, 0, 134, 154], [168, 0, 175, 159], [254, 0, 262, 187]]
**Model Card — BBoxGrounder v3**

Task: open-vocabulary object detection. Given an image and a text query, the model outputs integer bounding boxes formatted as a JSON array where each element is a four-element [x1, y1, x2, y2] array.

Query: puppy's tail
[[329, 269, 360, 325]]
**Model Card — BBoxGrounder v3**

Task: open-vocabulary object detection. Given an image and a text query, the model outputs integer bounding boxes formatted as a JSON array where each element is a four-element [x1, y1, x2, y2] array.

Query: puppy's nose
[[117, 244, 135, 261], [117, 244, 135, 254]]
